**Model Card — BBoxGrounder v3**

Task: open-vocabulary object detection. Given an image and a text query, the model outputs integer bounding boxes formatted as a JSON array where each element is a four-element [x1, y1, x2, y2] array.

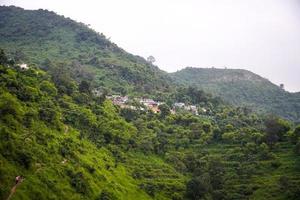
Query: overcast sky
[[2, 0, 300, 92]]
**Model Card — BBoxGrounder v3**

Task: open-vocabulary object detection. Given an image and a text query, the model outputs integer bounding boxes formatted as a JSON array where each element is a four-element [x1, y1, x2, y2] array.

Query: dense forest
[[171, 67, 300, 122], [0, 6, 172, 97], [0, 6, 300, 200]]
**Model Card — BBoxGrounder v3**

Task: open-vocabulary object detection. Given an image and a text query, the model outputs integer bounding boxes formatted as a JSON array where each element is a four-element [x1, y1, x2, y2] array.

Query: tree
[[49, 63, 76, 95], [79, 80, 91, 94], [0, 92, 24, 120], [289, 125, 300, 144], [186, 176, 211, 200], [279, 84, 284, 90], [158, 104, 170, 118], [0, 49, 13, 66], [294, 125, 300, 139], [147, 55, 156, 64], [40, 81, 58, 96], [0, 49, 8, 65], [208, 157, 225, 190], [294, 139, 300, 155], [202, 122, 212, 133], [98, 189, 117, 200], [69, 172, 88, 194], [264, 116, 291, 148]]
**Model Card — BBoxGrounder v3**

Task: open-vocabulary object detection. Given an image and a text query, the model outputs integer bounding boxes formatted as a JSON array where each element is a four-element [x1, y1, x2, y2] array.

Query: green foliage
[[0, 6, 173, 97], [158, 104, 171, 118], [264, 116, 291, 147], [0, 48, 299, 200], [0, 6, 299, 200], [186, 176, 211, 200], [0, 92, 24, 119], [171, 67, 300, 122], [294, 139, 300, 155], [0, 48, 14, 65], [79, 80, 91, 94], [97, 189, 118, 200], [40, 80, 57, 96]]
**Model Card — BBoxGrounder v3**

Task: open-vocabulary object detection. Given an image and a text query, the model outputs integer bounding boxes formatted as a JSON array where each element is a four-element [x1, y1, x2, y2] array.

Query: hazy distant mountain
[[171, 67, 300, 121], [0, 6, 172, 96]]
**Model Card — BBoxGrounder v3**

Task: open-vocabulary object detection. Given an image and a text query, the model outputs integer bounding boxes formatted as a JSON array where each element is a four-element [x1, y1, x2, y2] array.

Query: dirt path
[[6, 179, 24, 200]]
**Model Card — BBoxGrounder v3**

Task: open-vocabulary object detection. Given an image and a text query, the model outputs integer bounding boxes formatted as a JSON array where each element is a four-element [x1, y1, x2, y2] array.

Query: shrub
[[15, 151, 31, 169], [69, 172, 88, 194], [97, 189, 118, 200]]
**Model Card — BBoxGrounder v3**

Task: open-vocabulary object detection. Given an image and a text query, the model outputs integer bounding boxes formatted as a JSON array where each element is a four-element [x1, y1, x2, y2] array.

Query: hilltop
[[171, 67, 300, 122], [0, 6, 172, 97]]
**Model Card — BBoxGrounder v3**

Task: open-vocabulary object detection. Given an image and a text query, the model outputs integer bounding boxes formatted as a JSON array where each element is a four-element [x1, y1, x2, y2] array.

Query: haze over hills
[[1, 6, 300, 122], [0, 6, 172, 97], [1, 6, 300, 200], [171, 67, 300, 122]]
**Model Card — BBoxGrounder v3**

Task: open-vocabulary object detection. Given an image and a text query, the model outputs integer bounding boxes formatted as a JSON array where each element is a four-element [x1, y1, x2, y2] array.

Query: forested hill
[[1, 5, 299, 121], [1, 5, 300, 200], [0, 6, 172, 96], [1, 48, 300, 200], [171, 67, 300, 122]]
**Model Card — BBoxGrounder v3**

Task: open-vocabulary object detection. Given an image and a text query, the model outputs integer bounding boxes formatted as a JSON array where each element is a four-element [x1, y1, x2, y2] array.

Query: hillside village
[[10, 62, 205, 116], [105, 94, 204, 115]]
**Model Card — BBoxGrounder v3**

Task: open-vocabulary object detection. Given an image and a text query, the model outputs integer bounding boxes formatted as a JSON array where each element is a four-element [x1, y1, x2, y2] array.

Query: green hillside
[[0, 6, 300, 200], [0, 49, 300, 199], [171, 67, 300, 122], [0, 6, 172, 97]]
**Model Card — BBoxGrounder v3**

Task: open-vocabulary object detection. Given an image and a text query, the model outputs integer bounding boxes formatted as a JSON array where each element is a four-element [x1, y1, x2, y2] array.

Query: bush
[[97, 189, 118, 200], [0, 92, 24, 120], [15, 151, 31, 169], [278, 176, 290, 190], [139, 183, 157, 197], [69, 172, 88, 194], [294, 140, 300, 155], [186, 176, 211, 200], [270, 160, 281, 169], [40, 80, 57, 96]]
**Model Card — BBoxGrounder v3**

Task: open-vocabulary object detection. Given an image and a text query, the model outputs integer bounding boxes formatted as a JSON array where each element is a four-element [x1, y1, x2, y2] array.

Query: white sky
[[2, 0, 300, 92]]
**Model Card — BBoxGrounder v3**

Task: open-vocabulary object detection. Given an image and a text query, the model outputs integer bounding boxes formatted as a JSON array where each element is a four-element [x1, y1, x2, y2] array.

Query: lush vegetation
[[1, 49, 300, 199], [0, 6, 172, 97], [1, 6, 300, 200], [171, 67, 300, 122]]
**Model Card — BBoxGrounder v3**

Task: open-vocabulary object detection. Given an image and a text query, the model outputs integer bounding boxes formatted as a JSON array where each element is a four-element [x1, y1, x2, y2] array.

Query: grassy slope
[[0, 65, 160, 200], [200, 143, 300, 200], [1, 127, 151, 200], [0, 60, 299, 200]]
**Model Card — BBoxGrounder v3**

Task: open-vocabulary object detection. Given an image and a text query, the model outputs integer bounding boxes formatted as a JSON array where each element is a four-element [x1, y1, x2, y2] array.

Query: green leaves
[[0, 92, 24, 120]]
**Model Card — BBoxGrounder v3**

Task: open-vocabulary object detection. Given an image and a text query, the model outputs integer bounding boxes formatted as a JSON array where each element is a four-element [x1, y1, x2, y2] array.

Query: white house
[[19, 63, 29, 70], [174, 102, 185, 108]]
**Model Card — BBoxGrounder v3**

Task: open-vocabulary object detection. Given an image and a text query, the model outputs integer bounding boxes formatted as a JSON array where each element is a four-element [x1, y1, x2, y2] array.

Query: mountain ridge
[[0, 5, 172, 97], [171, 67, 300, 121]]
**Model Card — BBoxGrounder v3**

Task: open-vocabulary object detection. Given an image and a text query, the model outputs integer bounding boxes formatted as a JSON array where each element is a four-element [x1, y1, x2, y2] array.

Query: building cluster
[[106, 95, 162, 113], [139, 98, 164, 113], [106, 95, 203, 116], [173, 102, 199, 115]]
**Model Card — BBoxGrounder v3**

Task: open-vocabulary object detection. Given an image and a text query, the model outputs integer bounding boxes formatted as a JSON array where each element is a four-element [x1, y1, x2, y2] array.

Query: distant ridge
[[171, 67, 300, 121]]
